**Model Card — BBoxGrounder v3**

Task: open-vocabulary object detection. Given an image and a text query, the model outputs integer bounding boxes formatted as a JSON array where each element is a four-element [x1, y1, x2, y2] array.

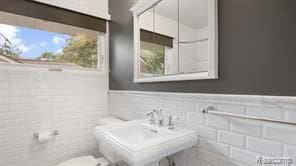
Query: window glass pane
[[0, 11, 103, 69]]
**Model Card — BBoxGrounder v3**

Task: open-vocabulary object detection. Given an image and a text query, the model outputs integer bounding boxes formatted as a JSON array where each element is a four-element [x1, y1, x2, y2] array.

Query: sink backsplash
[[109, 90, 296, 166]]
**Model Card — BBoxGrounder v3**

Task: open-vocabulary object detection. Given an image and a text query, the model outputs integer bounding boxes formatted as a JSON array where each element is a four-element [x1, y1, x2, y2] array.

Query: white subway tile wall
[[109, 91, 296, 166], [0, 65, 108, 166]]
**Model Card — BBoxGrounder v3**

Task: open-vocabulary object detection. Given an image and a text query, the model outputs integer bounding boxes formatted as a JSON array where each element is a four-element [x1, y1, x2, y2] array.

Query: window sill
[[0, 62, 107, 75]]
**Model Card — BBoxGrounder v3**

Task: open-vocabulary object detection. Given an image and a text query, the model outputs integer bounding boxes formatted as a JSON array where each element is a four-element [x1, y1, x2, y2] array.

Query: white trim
[[0, 62, 105, 75], [130, 0, 161, 15], [105, 22, 110, 91], [133, 11, 140, 83], [131, 0, 219, 83], [134, 72, 217, 83], [98, 32, 109, 74], [0, 58, 106, 75], [108, 90, 296, 109], [208, 0, 219, 78]]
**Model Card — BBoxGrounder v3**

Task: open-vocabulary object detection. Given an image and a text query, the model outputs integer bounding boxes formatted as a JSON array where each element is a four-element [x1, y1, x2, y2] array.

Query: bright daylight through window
[[0, 12, 105, 70]]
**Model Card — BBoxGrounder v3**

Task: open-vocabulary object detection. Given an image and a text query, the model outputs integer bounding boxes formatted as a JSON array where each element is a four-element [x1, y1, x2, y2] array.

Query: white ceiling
[[154, 0, 208, 29]]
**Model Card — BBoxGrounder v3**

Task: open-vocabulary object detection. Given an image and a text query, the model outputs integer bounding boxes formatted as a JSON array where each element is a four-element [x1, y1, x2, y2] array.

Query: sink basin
[[94, 120, 198, 166]]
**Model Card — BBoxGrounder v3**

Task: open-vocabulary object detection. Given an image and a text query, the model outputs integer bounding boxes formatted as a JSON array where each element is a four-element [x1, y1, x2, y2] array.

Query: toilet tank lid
[[97, 117, 124, 125]]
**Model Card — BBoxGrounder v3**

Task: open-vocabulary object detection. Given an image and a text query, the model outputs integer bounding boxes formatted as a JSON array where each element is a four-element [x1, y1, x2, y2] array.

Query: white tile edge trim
[[108, 90, 296, 109]]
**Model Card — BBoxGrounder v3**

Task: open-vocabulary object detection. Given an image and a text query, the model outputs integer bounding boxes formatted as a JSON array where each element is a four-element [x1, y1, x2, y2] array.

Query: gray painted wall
[[109, 0, 296, 96]]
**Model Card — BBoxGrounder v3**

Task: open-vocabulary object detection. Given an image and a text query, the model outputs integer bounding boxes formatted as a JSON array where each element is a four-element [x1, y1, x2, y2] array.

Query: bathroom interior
[[0, 0, 295, 166]]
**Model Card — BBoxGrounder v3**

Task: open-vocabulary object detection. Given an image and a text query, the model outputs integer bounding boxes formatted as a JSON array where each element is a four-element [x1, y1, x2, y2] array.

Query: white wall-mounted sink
[[94, 120, 198, 166]]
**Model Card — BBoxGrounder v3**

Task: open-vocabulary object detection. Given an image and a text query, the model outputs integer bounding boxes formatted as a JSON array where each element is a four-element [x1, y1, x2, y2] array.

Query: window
[[0, 11, 105, 70]]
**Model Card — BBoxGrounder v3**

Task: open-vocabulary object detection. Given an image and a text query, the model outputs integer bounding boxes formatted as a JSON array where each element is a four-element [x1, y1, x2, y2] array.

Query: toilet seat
[[58, 156, 109, 166]]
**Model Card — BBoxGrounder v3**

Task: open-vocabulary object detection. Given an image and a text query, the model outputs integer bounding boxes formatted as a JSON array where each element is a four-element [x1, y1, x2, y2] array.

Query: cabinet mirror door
[[179, 0, 209, 74], [138, 0, 178, 78]]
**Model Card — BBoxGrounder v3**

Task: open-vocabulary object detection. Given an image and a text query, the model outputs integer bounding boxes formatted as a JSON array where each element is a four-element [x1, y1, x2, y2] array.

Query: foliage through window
[[140, 41, 165, 77], [0, 12, 104, 69]]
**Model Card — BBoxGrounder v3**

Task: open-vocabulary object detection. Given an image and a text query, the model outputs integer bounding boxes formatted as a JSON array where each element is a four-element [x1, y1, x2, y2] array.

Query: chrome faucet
[[152, 109, 164, 127], [145, 111, 156, 124]]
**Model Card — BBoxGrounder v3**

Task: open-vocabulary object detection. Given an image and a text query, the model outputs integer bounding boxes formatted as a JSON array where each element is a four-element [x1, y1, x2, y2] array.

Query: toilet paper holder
[[33, 130, 59, 139]]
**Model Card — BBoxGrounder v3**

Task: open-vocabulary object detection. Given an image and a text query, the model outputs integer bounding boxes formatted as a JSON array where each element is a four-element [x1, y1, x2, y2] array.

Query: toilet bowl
[[58, 117, 124, 166]]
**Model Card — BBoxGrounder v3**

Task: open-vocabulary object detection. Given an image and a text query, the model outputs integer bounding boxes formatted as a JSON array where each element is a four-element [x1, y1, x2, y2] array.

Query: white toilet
[[58, 117, 124, 166]]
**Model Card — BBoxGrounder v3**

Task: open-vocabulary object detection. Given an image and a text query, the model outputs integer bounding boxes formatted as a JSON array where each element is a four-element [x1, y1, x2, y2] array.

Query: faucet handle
[[145, 111, 155, 124], [167, 115, 179, 129]]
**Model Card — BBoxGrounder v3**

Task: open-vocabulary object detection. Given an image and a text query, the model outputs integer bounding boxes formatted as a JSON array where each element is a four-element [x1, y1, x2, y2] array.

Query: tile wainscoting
[[0, 65, 109, 166], [108, 90, 296, 166]]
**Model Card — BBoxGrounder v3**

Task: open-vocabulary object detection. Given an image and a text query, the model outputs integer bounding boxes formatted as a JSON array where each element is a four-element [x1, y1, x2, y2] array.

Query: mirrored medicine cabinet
[[130, 0, 218, 82]]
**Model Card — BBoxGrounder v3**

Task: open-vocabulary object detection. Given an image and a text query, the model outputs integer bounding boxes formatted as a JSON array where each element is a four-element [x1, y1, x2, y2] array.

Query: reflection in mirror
[[140, 41, 164, 77], [139, 7, 161, 77], [179, 0, 209, 74], [140, 30, 173, 77], [138, 0, 178, 77], [154, 0, 178, 75]]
